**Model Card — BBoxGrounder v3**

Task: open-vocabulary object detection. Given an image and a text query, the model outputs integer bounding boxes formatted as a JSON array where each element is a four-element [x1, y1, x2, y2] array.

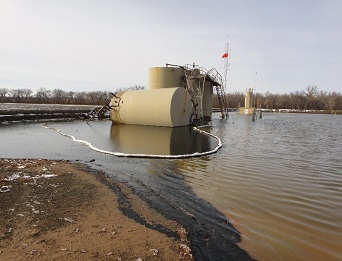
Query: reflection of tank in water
[[109, 64, 228, 127], [110, 124, 211, 155]]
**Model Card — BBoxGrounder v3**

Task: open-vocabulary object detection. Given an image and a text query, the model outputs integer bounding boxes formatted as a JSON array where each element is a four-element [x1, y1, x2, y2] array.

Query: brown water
[[1, 108, 341, 260], [176, 113, 342, 260]]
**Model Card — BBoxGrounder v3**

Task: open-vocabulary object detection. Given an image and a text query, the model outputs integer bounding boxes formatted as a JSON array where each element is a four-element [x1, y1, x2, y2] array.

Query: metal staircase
[[215, 85, 229, 119], [206, 68, 229, 119]]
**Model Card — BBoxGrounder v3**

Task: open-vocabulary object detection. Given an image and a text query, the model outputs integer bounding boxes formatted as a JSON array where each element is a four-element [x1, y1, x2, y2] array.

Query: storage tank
[[239, 88, 255, 114], [148, 67, 184, 89], [109, 87, 192, 127]]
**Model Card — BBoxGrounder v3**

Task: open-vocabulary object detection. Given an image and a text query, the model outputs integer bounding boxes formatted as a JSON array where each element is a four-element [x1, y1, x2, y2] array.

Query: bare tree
[[9, 89, 30, 102], [86, 91, 98, 104], [264, 91, 275, 109], [96, 91, 109, 104], [335, 92, 342, 110], [22, 89, 33, 102], [226, 91, 244, 108], [52, 89, 67, 104], [116, 85, 145, 93], [255, 92, 265, 108], [304, 85, 318, 110], [35, 87, 52, 103], [86, 91, 108, 105], [128, 85, 145, 91], [65, 91, 74, 104], [290, 91, 305, 110], [0, 88, 8, 102], [74, 91, 87, 104], [325, 91, 337, 112]]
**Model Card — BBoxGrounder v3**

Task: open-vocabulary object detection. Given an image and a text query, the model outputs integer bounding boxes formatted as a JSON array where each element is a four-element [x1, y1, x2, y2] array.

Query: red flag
[[222, 52, 228, 58]]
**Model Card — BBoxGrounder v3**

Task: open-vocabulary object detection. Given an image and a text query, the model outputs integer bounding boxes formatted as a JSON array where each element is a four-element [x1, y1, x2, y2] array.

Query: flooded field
[[1, 107, 341, 260]]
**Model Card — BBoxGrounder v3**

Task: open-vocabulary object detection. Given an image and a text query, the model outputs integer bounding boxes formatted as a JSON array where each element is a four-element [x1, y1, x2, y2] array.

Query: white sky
[[0, 0, 341, 94]]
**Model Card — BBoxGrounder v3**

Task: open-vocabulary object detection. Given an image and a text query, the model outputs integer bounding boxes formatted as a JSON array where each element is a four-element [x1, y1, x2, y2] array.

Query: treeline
[[0, 86, 144, 105], [214, 86, 342, 112], [1, 85, 341, 112]]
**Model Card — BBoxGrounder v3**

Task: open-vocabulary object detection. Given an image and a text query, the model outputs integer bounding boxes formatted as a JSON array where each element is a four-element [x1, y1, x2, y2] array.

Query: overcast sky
[[1, 0, 341, 94]]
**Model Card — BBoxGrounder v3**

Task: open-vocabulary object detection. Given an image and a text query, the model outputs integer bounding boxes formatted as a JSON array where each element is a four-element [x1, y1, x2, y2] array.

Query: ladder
[[215, 84, 228, 119], [206, 68, 229, 119]]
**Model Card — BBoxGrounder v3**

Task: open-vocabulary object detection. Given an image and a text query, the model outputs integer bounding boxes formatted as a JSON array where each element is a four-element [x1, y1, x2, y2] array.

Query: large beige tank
[[109, 87, 192, 127], [148, 67, 184, 89]]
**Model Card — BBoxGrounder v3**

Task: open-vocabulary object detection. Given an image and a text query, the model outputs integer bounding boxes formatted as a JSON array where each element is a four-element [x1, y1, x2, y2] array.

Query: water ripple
[[180, 113, 342, 260]]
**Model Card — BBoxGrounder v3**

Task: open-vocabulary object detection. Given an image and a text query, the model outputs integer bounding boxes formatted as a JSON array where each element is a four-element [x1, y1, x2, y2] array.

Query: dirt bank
[[0, 159, 192, 260]]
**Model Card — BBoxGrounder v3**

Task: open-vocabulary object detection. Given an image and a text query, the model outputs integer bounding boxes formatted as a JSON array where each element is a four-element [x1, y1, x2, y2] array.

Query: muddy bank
[[0, 159, 192, 260]]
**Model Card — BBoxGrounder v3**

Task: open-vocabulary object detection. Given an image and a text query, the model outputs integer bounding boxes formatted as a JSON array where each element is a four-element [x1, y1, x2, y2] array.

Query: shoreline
[[0, 158, 193, 260]]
